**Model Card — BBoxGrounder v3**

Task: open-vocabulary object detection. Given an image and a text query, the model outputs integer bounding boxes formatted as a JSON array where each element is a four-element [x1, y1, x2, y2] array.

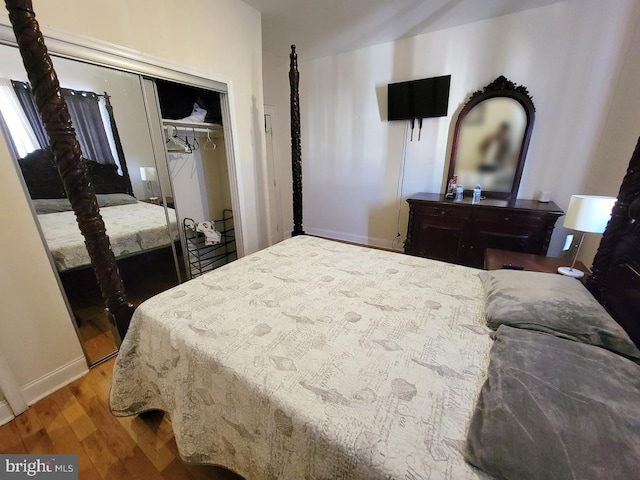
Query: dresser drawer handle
[[504, 216, 510, 221]]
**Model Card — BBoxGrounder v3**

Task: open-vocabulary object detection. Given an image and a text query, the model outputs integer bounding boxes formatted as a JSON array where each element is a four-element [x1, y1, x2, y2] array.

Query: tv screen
[[387, 81, 412, 121], [388, 75, 451, 120], [413, 75, 451, 118]]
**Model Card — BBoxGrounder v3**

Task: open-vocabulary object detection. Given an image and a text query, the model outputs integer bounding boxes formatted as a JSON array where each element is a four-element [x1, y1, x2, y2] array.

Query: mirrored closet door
[[0, 39, 241, 366], [0, 44, 181, 365]]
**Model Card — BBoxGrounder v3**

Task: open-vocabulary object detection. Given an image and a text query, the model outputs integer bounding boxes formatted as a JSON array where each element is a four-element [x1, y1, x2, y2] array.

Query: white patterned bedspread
[[110, 235, 493, 479], [38, 201, 178, 272]]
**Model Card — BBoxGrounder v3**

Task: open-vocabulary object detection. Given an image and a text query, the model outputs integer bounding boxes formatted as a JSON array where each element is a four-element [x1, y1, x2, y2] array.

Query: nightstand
[[484, 248, 589, 278]]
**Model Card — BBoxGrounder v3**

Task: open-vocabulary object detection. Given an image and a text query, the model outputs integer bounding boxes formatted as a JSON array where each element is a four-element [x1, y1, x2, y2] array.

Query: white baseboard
[[21, 356, 88, 406], [303, 227, 404, 252], [0, 400, 14, 426]]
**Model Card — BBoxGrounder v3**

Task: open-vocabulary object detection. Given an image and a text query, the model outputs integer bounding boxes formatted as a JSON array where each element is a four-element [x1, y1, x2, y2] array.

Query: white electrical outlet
[[562, 234, 574, 251]]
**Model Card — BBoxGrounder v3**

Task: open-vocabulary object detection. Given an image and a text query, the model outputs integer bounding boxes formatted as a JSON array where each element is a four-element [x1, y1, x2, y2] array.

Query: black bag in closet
[[156, 80, 222, 125]]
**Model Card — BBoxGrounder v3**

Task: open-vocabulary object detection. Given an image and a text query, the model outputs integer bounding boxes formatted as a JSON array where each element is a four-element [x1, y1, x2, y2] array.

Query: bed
[[37, 199, 178, 272], [109, 48, 640, 478], [111, 236, 493, 479], [6, 4, 640, 479], [17, 132, 178, 273], [108, 228, 640, 479]]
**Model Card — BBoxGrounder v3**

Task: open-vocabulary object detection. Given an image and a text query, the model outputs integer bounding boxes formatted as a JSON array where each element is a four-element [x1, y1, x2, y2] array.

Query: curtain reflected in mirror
[[0, 43, 182, 366]]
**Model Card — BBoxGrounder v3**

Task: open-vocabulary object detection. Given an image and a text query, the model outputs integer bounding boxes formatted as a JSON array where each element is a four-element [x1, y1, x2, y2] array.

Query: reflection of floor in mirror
[[76, 303, 117, 364], [60, 245, 185, 365]]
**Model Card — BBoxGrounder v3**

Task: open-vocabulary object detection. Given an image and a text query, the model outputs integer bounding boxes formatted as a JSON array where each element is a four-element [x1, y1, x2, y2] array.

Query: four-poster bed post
[[289, 44, 304, 236], [586, 136, 640, 344], [587, 137, 640, 292], [5, 0, 134, 340]]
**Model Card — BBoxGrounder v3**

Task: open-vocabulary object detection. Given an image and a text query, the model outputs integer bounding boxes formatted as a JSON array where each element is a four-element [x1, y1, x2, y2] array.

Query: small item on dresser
[[472, 184, 482, 204], [456, 185, 464, 201], [501, 264, 524, 270], [446, 176, 458, 199], [538, 190, 552, 203]]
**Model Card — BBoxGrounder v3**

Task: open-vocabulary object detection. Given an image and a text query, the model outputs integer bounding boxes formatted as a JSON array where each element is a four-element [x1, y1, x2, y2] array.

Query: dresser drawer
[[473, 209, 544, 226], [411, 203, 471, 220]]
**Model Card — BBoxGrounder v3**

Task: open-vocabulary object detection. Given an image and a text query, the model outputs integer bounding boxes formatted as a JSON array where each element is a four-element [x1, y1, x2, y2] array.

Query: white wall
[[0, 129, 87, 406], [263, 52, 294, 236], [0, 0, 265, 406], [579, 0, 640, 264], [168, 148, 211, 225], [264, 0, 639, 257], [168, 129, 232, 227]]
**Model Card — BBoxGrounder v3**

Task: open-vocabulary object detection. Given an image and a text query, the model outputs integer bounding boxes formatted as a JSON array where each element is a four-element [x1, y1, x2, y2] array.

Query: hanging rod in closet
[[162, 118, 223, 132], [163, 124, 213, 135]]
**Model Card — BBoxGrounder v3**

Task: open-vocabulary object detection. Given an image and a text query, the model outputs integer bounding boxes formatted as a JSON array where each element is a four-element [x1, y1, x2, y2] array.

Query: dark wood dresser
[[405, 193, 564, 268]]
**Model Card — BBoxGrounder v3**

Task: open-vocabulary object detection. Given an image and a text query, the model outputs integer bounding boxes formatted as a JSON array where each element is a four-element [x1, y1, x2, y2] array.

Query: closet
[[150, 79, 237, 278]]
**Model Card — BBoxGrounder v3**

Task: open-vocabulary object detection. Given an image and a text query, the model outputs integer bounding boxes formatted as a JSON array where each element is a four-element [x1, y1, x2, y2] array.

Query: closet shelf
[[162, 119, 223, 131]]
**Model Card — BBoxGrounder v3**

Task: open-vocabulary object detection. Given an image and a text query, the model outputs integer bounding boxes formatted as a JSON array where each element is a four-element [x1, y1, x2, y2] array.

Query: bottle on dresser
[[472, 184, 482, 204]]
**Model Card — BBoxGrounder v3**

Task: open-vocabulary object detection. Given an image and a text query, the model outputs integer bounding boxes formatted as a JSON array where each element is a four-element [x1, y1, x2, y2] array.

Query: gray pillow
[[464, 325, 640, 480], [96, 193, 138, 207], [479, 270, 640, 362], [33, 194, 137, 213], [32, 198, 72, 214]]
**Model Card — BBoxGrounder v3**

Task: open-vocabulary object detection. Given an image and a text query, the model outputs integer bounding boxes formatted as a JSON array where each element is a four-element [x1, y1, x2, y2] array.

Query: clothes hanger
[[166, 125, 192, 153], [204, 129, 216, 151], [191, 127, 199, 151]]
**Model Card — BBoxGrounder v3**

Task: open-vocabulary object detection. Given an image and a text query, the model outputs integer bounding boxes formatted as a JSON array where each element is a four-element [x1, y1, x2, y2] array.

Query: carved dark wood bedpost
[[587, 136, 640, 299], [289, 45, 304, 236], [5, 0, 134, 341]]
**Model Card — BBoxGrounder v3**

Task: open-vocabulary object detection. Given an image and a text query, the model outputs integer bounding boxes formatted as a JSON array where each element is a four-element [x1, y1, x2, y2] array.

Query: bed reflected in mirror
[[0, 43, 182, 365]]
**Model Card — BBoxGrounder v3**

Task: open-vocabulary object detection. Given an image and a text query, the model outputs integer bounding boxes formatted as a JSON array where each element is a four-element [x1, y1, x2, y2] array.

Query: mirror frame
[[447, 75, 535, 200]]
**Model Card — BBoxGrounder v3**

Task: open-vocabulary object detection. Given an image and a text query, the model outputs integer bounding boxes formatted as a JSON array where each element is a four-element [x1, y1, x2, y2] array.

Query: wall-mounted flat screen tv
[[388, 75, 451, 121]]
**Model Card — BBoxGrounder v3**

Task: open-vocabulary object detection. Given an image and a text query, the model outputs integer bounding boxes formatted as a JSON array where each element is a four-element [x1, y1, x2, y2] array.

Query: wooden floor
[[62, 247, 185, 365], [0, 358, 243, 480]]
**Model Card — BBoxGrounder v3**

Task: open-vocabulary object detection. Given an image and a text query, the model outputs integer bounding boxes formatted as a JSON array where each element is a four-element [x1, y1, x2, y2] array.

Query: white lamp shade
[[563, 195, 616, 233], [139, 167, 157, 182]]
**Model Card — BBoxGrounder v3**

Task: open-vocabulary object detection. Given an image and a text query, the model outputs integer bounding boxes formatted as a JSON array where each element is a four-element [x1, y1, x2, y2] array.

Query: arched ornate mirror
[[447, 76, 535, 200]]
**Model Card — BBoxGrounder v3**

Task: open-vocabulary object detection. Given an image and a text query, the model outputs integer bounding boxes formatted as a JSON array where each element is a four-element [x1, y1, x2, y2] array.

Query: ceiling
[[242, 0, 568, 60]]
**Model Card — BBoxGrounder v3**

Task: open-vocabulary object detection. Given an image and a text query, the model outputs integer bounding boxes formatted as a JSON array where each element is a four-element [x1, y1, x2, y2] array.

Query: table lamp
[[558, 195, 616, 278], [140, 167, 158, 200]]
